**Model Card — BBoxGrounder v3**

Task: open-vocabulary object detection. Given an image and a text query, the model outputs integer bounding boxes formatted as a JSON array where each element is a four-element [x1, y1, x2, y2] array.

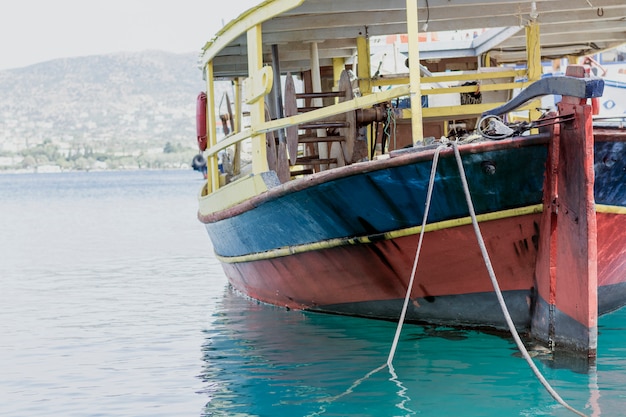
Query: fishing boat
[[194, 0, 626, 357]]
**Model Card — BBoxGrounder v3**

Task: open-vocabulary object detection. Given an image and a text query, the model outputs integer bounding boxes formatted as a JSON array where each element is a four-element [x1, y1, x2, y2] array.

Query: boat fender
[[191, 153, 207, 172], [196, 92, 208, 151]]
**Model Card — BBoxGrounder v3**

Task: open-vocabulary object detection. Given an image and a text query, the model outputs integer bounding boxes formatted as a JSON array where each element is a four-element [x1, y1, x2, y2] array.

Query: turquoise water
[[1, 170, 625, 417], [202, 288, 626, 417]]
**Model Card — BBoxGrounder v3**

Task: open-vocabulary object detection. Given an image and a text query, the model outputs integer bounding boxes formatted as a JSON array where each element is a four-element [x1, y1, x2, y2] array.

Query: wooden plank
[[531, 98, 598, 356]]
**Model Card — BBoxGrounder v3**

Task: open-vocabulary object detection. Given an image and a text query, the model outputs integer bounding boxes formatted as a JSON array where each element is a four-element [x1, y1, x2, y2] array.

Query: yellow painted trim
[[247, 24, 269, 175], [258, 85, 411, 134], [427, 70, 526, 83], [332, 57, 344, 101], [371, 76, 410, 88], [234, 78, 242, 133], [597, 204, 626, 215], [206, 62, 220, 193], [233, 78, 243, 176], [203, 86, 410, 173], [356, 36, 371, 95], [206, 129, 252, 157], [372, 70, 526, 88], [406, 0, 424, 145], [526, 22, 542, 126], [215, 204, 544, 263], [526, 22, 541, 83], [243, 66, 274, 104], [199, 174, 270, 214], [200, 0, 304, 66], [426, 82, 523, 96]]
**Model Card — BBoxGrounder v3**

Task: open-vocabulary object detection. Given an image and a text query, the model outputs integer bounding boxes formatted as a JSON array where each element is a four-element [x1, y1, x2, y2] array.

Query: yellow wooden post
[[233, 78, 242, 133], [356, 35, 371, 96], [330, 56, 346, 165], [245, 23, 270, 174], [406, 0, 424, 144], [233, 78, 242, 176], [332, 57, 344, 103], [356, 35, 373, 158], [484, 51, 491, 68], [205, 62, 220, 193], [526, 21, 542, 123]]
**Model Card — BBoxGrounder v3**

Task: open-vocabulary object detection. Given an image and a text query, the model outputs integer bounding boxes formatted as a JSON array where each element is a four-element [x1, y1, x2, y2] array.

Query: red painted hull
[[224, 213, 542, 328], [222, 208, 626, 330], [597, 212, 626, 293]]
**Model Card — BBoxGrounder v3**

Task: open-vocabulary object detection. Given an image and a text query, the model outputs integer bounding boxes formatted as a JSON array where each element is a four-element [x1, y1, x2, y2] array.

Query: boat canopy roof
[[199, 0, 626, 78]]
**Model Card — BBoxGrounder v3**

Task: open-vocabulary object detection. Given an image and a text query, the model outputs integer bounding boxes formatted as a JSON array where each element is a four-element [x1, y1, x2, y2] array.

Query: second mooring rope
[[450, 141, 588, 417], [387, 140, 588, 417]]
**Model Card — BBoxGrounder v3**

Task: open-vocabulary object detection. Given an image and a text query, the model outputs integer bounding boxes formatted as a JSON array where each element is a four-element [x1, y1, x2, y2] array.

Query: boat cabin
[[196, 0, 626, 211]]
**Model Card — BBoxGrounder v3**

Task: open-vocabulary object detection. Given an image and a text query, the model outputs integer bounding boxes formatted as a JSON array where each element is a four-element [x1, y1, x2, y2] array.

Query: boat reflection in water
[[197, 286, 626, 417]]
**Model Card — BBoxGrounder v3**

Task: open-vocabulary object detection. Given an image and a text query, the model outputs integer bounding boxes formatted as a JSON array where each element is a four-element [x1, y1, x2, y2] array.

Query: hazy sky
[[0, 0, 260, 70]]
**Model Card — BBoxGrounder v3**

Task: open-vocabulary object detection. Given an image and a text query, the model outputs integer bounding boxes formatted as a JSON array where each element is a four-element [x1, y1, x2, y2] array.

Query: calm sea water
[[1, 170, 625, 417]]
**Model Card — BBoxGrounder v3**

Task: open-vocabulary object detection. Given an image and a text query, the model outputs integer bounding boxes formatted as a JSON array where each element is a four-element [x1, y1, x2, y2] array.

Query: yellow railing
[[201, 66, 534, 199]]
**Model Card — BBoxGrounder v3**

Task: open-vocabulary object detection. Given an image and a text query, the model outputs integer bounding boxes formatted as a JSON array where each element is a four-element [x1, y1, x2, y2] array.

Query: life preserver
[[196, 92, 208, 151]]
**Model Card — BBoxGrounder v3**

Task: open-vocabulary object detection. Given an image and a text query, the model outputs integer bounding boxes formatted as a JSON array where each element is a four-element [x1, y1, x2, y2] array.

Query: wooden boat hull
[[594, 128, 626, 313], [200, 131, 626, 335], [221, 213, 541, 330]]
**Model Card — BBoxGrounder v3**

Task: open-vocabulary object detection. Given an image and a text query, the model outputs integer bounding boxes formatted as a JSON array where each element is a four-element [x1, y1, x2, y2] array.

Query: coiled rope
[[387, 140, 588, 417]]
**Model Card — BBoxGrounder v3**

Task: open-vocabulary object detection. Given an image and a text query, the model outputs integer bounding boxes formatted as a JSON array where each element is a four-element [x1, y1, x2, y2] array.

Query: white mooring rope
[[450, 142, 588, 417], [387, 144, 446, 366], [387, 141, 588, 417]]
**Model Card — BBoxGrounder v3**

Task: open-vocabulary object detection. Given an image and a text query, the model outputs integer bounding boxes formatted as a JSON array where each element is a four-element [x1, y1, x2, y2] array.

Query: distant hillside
[[0, 50, 241, 170], [0, 50, 212, 154]]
